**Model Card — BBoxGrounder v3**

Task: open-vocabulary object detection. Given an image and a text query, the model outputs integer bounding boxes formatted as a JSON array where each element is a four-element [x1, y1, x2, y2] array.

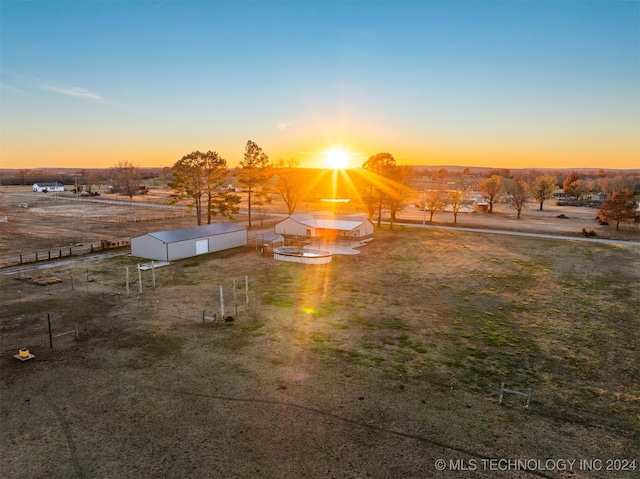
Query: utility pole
[[72, 174, 83, 199]]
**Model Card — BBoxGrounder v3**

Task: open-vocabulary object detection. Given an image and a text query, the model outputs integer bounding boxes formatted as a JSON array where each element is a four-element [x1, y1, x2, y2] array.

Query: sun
[[324, 147, 351, 169]]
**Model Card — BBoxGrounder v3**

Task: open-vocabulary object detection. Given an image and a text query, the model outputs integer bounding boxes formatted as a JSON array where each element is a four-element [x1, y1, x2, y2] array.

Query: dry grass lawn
[[1, 225, 639, 478]]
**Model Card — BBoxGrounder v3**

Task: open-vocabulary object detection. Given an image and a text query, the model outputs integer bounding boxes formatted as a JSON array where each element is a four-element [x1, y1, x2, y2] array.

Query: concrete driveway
[[305, 240, 368, 255]]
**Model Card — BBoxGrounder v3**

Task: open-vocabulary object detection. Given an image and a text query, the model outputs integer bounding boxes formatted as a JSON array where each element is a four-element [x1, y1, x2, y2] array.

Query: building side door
[[195, 239, 208, 255]]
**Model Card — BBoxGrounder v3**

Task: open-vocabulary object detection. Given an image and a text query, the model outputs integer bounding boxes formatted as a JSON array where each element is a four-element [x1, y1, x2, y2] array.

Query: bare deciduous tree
[[111, 161, 140, 198], [272, 161, 307, 216], [448, 190, 465, 224], [478, 175, 504, 213], [531, 175, 557, 211], [362, 152, 398, 227], [506, 176, 529, 219], [424, 188, 446, 222], [386, 166, 415, 229]]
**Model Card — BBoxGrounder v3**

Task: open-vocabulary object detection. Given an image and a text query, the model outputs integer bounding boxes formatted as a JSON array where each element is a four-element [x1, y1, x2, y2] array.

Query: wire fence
[[5, 192, 190, 210], [6, 263, 254, 310], [4, 272, 255, 354], [28, 210, 195, 223], [0, 238, 131, 269]]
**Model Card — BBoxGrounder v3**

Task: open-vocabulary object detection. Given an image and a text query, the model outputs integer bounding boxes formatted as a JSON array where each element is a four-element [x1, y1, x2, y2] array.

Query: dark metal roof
[[141, 223, 246, 244], [261, 232, 284, 242]]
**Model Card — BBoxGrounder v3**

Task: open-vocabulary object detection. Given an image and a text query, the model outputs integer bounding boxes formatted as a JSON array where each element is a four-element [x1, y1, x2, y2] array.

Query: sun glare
[[324, 148, 350, 170]]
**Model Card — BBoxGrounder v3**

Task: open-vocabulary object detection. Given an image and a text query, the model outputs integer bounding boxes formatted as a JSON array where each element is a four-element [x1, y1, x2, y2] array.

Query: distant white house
[[33, 182, 64, 193], [275, 212, 374, 242]]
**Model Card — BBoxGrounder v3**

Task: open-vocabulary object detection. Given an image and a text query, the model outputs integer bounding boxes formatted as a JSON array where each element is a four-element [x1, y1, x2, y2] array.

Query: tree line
[[460, 171, 639, 228], [147, 150, 640, 230], [0, 164, 161, 199], [5, 150, 636, 231]]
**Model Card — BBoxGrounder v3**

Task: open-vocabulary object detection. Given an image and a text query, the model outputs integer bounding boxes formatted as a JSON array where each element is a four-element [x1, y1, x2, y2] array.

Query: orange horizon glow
[[1, 141, 638, 171]]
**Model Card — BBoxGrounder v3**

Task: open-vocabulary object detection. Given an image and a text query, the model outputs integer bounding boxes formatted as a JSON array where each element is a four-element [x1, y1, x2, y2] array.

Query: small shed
[[33, 182, 64, 193], [275, 212, 374, 242], [261, 232, 284, 248], [131, 223, 247, 261], [259, 232, 284, 257]]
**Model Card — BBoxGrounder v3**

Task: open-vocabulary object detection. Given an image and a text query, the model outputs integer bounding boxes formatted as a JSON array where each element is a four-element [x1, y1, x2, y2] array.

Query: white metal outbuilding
[[130, 223, 247, 261], [275, 212, 374, 242]]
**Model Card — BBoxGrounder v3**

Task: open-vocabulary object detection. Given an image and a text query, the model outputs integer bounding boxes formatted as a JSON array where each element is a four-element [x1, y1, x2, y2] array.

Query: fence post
[[234, 279, 237, 316], [137, 264, 142, 294], [126, 266, 130, 296], [48, 313, 53, 349], [220, 285, 224, 319], [152, 261, 156, 290]]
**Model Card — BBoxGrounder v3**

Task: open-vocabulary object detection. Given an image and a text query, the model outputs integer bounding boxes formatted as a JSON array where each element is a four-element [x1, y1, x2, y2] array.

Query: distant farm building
[[131, 223, 247, 261], [32, 182, 64, 193], [275, 212, 374, 242]]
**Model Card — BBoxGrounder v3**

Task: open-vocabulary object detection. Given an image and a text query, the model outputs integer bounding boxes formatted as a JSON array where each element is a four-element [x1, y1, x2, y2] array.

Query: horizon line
[[2, 165, 639, 173]]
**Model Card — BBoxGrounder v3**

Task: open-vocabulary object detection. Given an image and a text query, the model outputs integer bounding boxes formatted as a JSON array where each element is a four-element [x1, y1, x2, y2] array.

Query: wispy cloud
[[2, 72, 104, 102], [278, 119, 300, 130], [37, 82, 104, 102]]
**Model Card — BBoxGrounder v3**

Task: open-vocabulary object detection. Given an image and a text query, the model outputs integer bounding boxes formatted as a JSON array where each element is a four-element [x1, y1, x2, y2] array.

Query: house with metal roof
[[275, 212, 374, 242], [33, 182, 64, 192], [130, 222, 247, 261]]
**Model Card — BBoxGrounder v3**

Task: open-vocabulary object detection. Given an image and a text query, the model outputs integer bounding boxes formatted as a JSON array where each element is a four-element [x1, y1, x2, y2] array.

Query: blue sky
[[1, 0, 638, 169]]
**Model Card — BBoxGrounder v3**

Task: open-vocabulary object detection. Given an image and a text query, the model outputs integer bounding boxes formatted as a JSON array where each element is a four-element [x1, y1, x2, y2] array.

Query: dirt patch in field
[[15, 275, 63, 285]]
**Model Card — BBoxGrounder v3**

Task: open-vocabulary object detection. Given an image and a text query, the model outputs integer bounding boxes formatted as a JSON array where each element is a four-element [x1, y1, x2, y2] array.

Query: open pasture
[[1, 227, 638, 478], [0, 189, 197, 257]]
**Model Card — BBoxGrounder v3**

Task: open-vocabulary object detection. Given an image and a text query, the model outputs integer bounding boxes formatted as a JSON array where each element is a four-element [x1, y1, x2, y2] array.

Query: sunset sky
[[1, 1, 638, 170]]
